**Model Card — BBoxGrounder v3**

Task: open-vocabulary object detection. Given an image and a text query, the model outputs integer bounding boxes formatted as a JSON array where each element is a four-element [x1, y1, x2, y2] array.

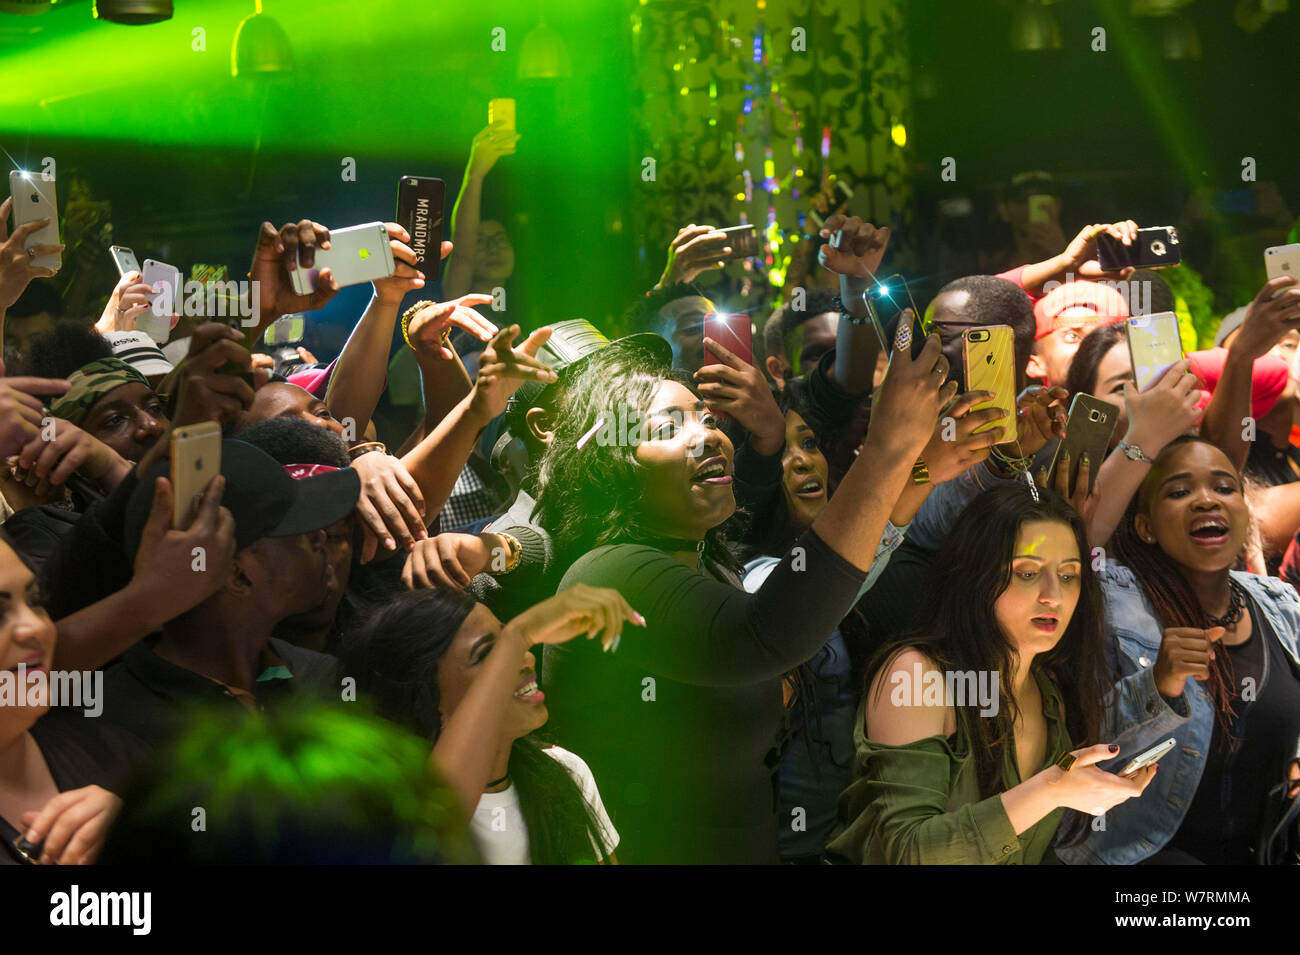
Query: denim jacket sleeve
[[1098, 565, 1193, 761]]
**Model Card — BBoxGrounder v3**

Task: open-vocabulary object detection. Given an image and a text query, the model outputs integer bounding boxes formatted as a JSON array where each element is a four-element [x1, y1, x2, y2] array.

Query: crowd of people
[[1, 145, 1299, 866]]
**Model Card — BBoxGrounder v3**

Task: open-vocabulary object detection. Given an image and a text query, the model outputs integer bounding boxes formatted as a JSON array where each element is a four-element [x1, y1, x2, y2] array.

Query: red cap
[[1033, 280, 1129, 340], [1187, 348, 1288, 421]]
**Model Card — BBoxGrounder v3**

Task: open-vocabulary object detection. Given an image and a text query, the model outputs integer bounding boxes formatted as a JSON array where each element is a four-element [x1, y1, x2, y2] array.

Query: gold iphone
[[963, 325, 1016, 440], [170, 421, 222, 527]]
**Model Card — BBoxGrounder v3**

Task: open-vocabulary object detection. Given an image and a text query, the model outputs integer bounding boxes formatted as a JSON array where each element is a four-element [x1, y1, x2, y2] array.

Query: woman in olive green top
[[827, 486, 1159, 864]]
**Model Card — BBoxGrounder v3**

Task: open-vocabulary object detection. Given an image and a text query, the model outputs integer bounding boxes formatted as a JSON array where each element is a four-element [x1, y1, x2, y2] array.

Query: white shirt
[[471, 746, 619, 865]]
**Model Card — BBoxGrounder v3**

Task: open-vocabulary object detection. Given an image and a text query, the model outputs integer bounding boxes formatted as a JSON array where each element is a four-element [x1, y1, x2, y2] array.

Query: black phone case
[[396, 177, 445, 281], [1097, 227, 1180, 271]]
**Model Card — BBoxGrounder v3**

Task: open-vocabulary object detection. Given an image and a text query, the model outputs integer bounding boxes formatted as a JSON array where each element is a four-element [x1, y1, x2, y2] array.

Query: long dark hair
[[337, 589, 611, 864], [533, 347, 740, 575], [1109, 434, 1237, 729], [862, 485, 1107, 842], [1064, 321, 1128, 402]]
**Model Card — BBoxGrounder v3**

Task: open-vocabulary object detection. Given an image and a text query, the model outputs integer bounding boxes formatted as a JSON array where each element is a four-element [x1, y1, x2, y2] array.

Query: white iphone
[[140, 258, 181, 344], [8, 170, 61, 271], [289, 221, 395, 294]]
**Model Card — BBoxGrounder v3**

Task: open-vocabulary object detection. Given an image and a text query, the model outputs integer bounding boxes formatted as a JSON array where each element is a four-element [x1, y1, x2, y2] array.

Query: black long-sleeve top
[[540, 526, 867, 864]]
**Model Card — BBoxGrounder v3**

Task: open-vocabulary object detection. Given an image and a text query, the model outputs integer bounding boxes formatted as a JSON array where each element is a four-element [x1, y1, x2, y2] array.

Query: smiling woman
[[1067, 435, 1300, 865], [532, 331, 949, 863], [0, 530, 143, 866]]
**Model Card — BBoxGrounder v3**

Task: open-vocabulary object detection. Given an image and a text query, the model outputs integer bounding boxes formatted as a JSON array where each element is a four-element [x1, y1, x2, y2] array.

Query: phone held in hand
[[714, 224, 761, 262], [1118, 738, 1176, 777], [140, 258, 182, 344], [489, 97, 516, 132], [703, 312, 753, 367], [169, 421, 222, 529], [963, 325, 1016, 441], [109, 245, 140, 277], [865, 274, 928, 360], [8, 170, 61, 271], [1264, 243, 1300, 288], [1127, 311, 1184, 392], [1047, 394, 1119, 497], [703, 312, 753, 422], [1097, 226, 1181, 271], [288, 221, 395, 294], [396, 176, 445, 280]]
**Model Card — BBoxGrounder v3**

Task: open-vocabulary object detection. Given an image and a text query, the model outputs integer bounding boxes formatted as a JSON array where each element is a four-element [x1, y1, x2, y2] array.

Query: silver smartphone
[[140, 258, 182, 344], [109, 245, 140, 276], [8, 170, 61, 271], [1119, 738, 1176, 777], [289, 221, 395, 294]]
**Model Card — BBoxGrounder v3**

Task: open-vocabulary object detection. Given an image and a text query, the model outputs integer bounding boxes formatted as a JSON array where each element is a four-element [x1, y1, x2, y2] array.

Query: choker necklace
[[1207, 580, 1244, 628], [485, 774, 510, 790]]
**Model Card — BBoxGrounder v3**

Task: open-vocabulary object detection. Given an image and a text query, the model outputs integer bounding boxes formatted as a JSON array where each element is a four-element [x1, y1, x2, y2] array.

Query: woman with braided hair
[[1058, 435, 1300, 864]]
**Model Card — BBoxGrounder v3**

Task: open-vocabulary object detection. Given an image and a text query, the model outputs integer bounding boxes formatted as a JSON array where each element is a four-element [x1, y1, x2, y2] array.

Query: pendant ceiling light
[[232, 0, 294, 77], [92, 0, 173, 24]]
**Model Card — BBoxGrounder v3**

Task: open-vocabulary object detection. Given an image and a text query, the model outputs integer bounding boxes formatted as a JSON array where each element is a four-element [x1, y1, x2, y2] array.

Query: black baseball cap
[[124, 439, 361, 558]]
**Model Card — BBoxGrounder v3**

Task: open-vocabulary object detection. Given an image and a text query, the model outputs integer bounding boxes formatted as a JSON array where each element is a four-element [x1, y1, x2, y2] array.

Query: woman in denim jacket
[[1057, 436, 1300, 864]]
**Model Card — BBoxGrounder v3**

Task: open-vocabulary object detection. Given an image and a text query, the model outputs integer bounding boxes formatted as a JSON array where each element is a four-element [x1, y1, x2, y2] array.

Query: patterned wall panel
[[629, 0, 912, 305]]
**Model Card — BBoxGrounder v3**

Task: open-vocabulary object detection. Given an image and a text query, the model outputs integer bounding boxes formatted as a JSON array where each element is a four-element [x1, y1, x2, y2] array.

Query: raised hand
[[1003, 385, 1069, 458], [1226, 275, 1300, 363], [128, 475, 238, 621], [351, 450, 427, 563], [500, 583, 645, 655], [15, 418, 128, 491], [249, 219, 341, 335], [865, 321, 957, 461], [1037, 448, 1099, 524], [0, 196, 63, 309], [1120, 359, 1202, 458], [94, 269, 155, 334], [657, 224, 731, 288], [167, 323, 265, 429], [0, 357, 68, 459], [405, 294, 497, 358], [468, 324, 557, 424], [1153, 625, 1226, 699], [694, 335, 784, 454], [468, 123, 520, 179], [816, 214, 891, 281], [920, 390, 1006, 483], [372, 222, 426, 306], [1059, 220, 1139, 281]]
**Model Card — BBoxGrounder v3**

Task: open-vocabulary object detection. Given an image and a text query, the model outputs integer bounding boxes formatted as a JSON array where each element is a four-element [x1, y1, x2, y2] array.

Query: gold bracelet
[[400, 299, 436, 350], [491, 532, 522, 575], [348, 441, 388, 460], [911, 458, 930, 486]]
